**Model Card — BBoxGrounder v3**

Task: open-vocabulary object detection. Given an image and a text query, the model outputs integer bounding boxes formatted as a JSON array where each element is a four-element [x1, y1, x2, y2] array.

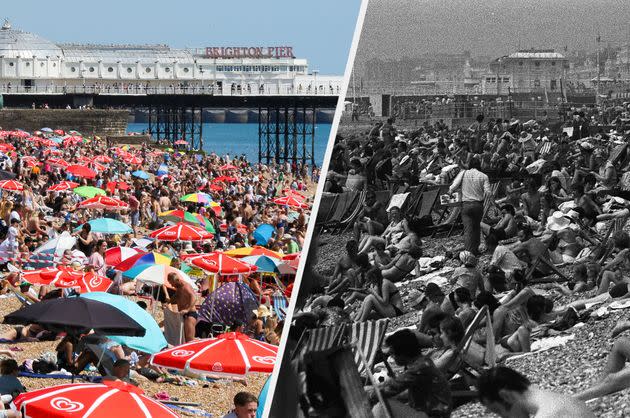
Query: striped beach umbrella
[[149, 223, 214, 241]]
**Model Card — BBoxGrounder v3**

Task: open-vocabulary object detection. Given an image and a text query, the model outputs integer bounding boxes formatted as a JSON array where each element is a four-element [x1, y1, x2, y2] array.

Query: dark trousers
[[462, 201, 483, 255]]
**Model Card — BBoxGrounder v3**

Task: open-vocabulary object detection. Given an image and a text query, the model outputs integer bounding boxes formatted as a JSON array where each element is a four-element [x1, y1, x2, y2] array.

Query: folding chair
[[295, 324, 393, 418], [347, 319, 390, 376], [338, 191, 367, 234], [315, 193, 339, 225], [4, 282, 38, 306], [415, 187, 441, 220], [321, 191, 360, 232], [445, 306, 496, 407], [272, 291, 288, 321]]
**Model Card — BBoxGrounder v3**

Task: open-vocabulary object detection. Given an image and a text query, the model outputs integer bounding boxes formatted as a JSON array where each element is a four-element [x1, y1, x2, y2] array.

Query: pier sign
[[204, 46, 295, 59]]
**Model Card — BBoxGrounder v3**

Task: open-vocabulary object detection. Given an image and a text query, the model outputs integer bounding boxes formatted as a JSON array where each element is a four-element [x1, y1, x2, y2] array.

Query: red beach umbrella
[[67, 165, 96, 179], [150, 332, 277, 377], [180, 252, 257, 274], [149, 222, 214, 241], [78, 195, 129, 210], [0, 179, 24, 191], [14, 380, 178, 418], [47, 181, 79, 192]]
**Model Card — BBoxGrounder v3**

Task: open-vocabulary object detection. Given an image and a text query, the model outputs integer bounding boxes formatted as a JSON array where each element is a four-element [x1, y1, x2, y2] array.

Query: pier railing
[[0, 84, 342, 96]]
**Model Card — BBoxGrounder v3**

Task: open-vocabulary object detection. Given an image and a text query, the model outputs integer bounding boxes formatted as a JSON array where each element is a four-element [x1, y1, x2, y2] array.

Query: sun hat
[[253, 305, 272, 318], [459, 251, 478, 267], [547, 210, 571, 231]]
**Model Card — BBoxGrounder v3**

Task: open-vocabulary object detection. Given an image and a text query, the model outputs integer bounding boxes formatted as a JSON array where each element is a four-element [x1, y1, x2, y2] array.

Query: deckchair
[[338, 191, 367, 234], [320, 191, 360, 231], [347, 319, 390, 376], [445, 306, 496, 406], [163, 306, 185, 347], [4, 282, 38, 306], [315, 193, 339, 225], [415, 187, 441, 220], [524, 238, 569, 283], [589, 214, 629, 265], [85, 343, 117, 377], [295, 324, 393, 418], [272, 291, 288, 321]]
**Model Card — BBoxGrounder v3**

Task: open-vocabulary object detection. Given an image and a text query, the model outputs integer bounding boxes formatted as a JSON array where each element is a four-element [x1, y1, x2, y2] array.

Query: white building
[[0, 20, 342, 95], [482, 50, 569, 95]]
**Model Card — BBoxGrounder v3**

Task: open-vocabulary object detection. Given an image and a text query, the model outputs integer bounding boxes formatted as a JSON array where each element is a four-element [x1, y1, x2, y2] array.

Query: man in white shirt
[[449, 156, 491, 255]]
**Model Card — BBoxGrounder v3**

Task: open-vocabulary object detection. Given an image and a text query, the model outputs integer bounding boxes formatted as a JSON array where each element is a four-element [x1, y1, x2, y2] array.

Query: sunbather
[[357, 206, 409, 255], [351, 268, 404, 322]]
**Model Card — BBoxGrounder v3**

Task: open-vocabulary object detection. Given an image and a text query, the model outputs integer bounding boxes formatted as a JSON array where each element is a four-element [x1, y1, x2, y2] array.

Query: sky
[[2, 0, 361, 74], [356, 0, 630, 63]]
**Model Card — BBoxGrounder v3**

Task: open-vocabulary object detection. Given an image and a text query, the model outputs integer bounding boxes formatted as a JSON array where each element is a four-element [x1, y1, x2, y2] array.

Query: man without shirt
[[477, 366, 594, 418], [165, 272, 197, 342]]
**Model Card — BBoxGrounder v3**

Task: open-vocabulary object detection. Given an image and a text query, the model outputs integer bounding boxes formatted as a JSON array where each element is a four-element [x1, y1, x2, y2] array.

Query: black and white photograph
[[269, 0, 630, 416]]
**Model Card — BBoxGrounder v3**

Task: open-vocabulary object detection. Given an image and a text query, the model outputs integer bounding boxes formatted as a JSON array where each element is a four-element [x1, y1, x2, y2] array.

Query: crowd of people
[[0, 126, 312, 417], [278, 100, 630, 417]]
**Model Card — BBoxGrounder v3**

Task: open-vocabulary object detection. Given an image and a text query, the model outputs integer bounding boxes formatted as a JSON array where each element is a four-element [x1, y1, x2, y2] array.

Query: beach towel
[[395, 267, 455, 288], [163, 307, 185, 347], [504, 334, 576, 363], [19, 371, 102, 382]]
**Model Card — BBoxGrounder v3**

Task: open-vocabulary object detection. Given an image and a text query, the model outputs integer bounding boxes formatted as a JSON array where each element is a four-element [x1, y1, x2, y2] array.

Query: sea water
[[127, 123, 332, 166]]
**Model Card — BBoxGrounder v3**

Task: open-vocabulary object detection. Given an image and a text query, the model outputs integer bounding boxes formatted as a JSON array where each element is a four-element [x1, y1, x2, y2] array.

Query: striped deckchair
[[347, 319, 389, 375], [272, 291, 288, 321], [293, 324, 347, 360], [482, 182, 501, 220], [538, 141, 553, 158]]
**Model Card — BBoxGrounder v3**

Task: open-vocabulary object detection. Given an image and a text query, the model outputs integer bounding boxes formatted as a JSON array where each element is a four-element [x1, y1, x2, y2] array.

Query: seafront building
[[0, 20, 342, 96]]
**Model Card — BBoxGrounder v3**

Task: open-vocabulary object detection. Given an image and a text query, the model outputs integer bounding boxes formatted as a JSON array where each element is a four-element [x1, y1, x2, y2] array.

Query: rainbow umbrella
[[224, 246, 283, 259], [241, 255, 295, 275], [158, 210, 203, 226], [193, 214, 216, 233], [180, 192, 212, 204], [114, 252, 172, 272]]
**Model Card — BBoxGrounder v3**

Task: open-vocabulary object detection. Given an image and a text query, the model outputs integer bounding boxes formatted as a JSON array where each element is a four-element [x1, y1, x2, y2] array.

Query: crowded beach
[[279, 101, 630, 417], [0, 127, 311, 417]]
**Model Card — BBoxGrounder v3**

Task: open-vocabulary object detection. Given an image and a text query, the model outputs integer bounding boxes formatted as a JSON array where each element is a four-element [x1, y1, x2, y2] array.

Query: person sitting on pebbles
[[348, 267, 404, 322]]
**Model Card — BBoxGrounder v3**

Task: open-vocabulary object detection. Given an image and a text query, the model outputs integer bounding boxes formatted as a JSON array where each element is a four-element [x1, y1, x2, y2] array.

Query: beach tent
[[253, 224, 274, 246]]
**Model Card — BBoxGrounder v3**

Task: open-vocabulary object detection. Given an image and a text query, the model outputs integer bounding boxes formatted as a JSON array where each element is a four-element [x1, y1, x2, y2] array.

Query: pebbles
[[315, 231, 630, 417], [0, 296, 266, 417]]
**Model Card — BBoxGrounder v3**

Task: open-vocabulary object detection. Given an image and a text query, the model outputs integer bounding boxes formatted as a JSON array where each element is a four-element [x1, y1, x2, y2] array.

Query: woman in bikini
[[353, 267, 404, 322]]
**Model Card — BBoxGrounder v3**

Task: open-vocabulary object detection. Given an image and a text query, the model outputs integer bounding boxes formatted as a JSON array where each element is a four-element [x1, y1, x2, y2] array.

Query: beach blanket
[[395, 267, 454, 288], [19, 371, 102, 382], [164, 404, 212, 417], [504, 334, 576, 363]]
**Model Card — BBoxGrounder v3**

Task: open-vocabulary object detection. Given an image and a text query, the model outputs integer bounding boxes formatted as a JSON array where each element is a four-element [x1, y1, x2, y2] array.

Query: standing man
[[165, 272, 197, 342], [449, 156, 490, 255]]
